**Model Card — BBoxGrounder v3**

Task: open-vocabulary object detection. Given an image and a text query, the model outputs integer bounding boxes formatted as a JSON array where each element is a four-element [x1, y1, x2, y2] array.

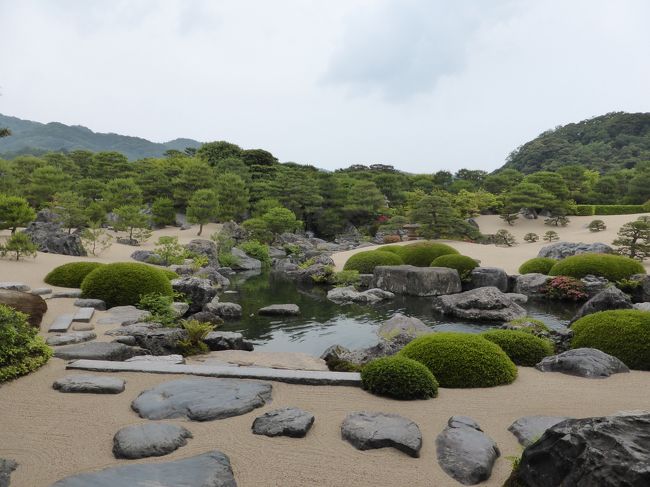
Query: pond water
[[217, 272, 580, 356]]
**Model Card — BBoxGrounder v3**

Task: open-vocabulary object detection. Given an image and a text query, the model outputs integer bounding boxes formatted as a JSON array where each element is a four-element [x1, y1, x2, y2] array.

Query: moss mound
[[399, 332, 517, 388], [0, 305, 52, 383], [361, 356, 438, 400], [431, 254, 478, 279], [160, 269, 179, 280], [81, 262, 173, 308], [482, 330, 554, 366], [343, 250, 404, 274], [571, 310, 650, 370], [44, 262, 105, 288], [518, 257, 557, 275], [548, 253, 645, 281], [395, 242, 459, 267]]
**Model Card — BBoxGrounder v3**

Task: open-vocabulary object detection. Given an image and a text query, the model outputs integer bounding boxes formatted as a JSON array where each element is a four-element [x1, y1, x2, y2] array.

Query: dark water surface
[[217, 273, 580, 356]]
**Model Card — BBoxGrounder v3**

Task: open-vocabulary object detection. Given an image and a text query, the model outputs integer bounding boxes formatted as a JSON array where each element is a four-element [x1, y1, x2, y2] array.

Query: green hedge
[[571, 310, 650, 370], [593, 205, 650, 215], [343, 250, 404, 274], [482, 330, 554, 366], [518, 257, 557, 275], [81, 262, 173, 308], [361, 356, 438, 399], [392, 242, 459, 267], [44, 262, 106, 288], [431, 254, 478, 280], [0, 305, 52, 383], [548, 253, 645, 281], [574, 205, 595, 216], [399, 332, 517, 388]]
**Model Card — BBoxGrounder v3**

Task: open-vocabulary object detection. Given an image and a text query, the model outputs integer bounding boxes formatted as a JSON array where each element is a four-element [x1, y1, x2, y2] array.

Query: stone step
[[67, 359, 361, 386], [49, 314, 74, 332], [73, 307, 95, 322]]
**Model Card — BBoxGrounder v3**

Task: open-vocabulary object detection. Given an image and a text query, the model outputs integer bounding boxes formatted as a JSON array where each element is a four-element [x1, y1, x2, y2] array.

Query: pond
[[217, 272, 580, 356]]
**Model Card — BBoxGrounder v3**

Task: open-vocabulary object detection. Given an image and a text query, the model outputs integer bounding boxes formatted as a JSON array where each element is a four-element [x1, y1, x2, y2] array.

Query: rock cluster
[[537, 241, 613, 259], [433, 286, 526, 322]]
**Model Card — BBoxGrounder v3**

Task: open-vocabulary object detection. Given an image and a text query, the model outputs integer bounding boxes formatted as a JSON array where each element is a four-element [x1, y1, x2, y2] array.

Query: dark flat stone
[[535, 348, 629, 378], [54, 342, 147, 361], [252, 407, 314, 437], [49, 314, 73, 332], [113, 423, 192, 459], [341, 411, 422, 458], [53, 375, 125, 394], [46, 331, 96, 346]]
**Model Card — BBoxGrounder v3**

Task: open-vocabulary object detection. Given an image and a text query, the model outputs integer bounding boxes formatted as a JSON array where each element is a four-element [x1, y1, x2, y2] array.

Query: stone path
[[113, 423, 192, 459], [48, 314, 74, 332], [53, 375, 125, 394], [72, 307, 94, 322], [341, 412, 422, 458], [252, 407, 315, 437], [46, 331, 96, 346]]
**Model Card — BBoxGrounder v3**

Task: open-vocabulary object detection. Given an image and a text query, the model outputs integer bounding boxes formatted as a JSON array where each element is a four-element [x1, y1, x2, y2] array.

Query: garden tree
[[494, 229, 516, 247], [0, 195, 36, 233], [342, 179, 386, 228], [627, 162, 650, 203], [151, 197, 176, 227], [214, 156, 251, 182], [50, 191, 87, 233], [172, 158, 214, 207], [369, 171, 409, 207], [43, 152, 79, 176], [251, 197, 282, 217], [87, 151, 131, 181], [186, 189, 220, 236], [76, 178, 106, 202], [9, 155, 45, 186], [523, 232, 539, 242], [261, 207, 302, 235], [68, 149, 94, 173], [612, 219, 650, 260], [102, 178, 143, 211], [411, 191, 476, 240], [1, 233, 37, 260], [84, 201, 106, 224], [453, 169, 487, 191], [545, 215, 570, 227], [197, 141, 242, 166], [81, 222, 113, 256], [588, 172, 630, 204], [588, 220, 606, 232], [499, 210, 518, 226], [557, 164, 590, 201], [26, 166, 70, 207], [113, 205, 152, 244], [0, 160, 17, 195], [543, 230, 560, 242], [432, 170, 453, 189], [240, 149, 278, 168], [454, 190, 499, 218], [154, 236, 187, 265], [134, 159, 176, 202], [483, 169, 523, 194], [269, 166, 323, 222], [163, 149, 185, 158], [524, 171, 570, 201], [214, 173, 249, 222], [184, 147, 197, 157], [410, 174, 436, 193], [501, 182, 558, 218]]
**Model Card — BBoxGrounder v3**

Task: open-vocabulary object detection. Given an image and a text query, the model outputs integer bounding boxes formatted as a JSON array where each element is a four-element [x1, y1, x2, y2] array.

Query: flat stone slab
[[0, 282, 30, 292], [341, 412, 422, 458], [73, 307, 95, 322], [73, 298, 106, 310], [54, 342, 147, 361], [31, 287, 52, 296], [50, 450, 236, 487], [252, 407, 315, 437], [49, 314, 74, 332], [96, 306, 151, 326], [53, 375, 125, 394], [113, 423, 192, 459], [50, 289, 83, 298], [258, 304, 300, 316], [46, 331, 96, 346], [535, 348, 630, 378], [132, 378, 273, 421], [126, 354, 185, 365], [508, 416, 572, 447], [0, 458, 18, 487]]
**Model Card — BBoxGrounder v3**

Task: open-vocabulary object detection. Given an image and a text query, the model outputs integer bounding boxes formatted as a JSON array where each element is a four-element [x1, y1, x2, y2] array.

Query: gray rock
[[252, 407, 315, 438], [377, 313, 431, 340], [0, 282, 30, 292], [168, 264, 194, 276], [0, 290, 47, 326], [49, 450, 236, 487], [187, 310, 224, 325], [231, 247, 262, 271], [535, 348, 630, 378], [171, 277, 218, 314], [633, 302, 650, 311], [126, 354, 185, 365], [73, 298, 106, 310], [436, 416, 500, 485], [130, 250, 160, 263], [506, 293, 528, 305], [358, 274, 374, 288], [580, 274, 610, 297], [50, 289, 83, 298], [341, 412, 422, 458], [105, 322, 163, 336], [132, 378, 272, 421], [171, 301, 189, 317], [208, 302, 242, 319], [327, 286, 394, 304], [194, 265, 231, 287], [571, 286, 632, 323], [127, 327, 188, 356], [71, 322, 94, 332], [516, 413, 650, 487], [185, 239, 218, 262], [433, 286, 526, 322], [508, 415, 572, 447], [46, 331, 96, 346], [372, 265, 462, 296], [54, 342, 147, 361], [53, 375, 125, 394], [469, 267, 508, 292], [113, 423, 193, 459], [538, 241, 613, 259], [0, 458, 17, 487], [96, 306, 151, 326], [31, 287, 52, 295], [114, 336, 137, 345], [22, 210, 87, 256], [258, 304, 300, 316], [513, 273, 549, 297], [204, 331, 254, 351]]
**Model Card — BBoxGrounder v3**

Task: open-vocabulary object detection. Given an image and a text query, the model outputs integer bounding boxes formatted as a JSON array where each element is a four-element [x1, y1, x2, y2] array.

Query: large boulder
[[46, 331, 96, 346], [377, 313, 431, 340], [535, 348, 630, 378], [341, 412, 422, 458], [185, 239, 218, 263], [469, 267, 508, 292], [127, 327, 188, 356], [371, 265, 462, 297], [113, 423, 192, 459], [570, 286, 633, 323], [194, 265, 230, 288], [516, 413, 650, 487], [508, 416, 572, 447], [538, 241, 613, 259], [130, 250, 160, 263], [230, 247, 262, 271], [0, 289, 47, 326], [326, 286, 394, 304], [22, 209, 86, 256], [432, 286, 526, 322], [171, 277, 218, 314], [513, 273, 549, 297]]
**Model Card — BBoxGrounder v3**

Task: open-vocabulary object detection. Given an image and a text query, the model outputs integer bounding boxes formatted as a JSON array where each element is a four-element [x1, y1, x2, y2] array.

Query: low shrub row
[[344, 242, 461, 273], [548, 253, 645, 281], [44, 262, 105, 288]]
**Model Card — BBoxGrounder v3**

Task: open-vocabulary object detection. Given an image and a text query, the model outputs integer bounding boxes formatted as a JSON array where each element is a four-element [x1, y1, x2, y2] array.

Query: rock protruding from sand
[[0, 289, 47, 326], [73, 298, 106, 310], [432, 286, 526, 322], [341, 412, 422, 458], [46, 331, 96, 346], [96, 306, 151, 326], [372, 265, 462, 296], [53, 342, 147, 361], [252, 407, 315, 438], [508, 416, 572, 447], [112, 423, 192, 459], [53, 375, 125, 394], [535, 348, 630, 378]]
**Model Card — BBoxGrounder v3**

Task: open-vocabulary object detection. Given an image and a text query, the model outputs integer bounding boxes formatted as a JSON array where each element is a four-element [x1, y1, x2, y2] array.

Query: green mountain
[[501, 112, 650, 174], [0, 113, 202, 160]]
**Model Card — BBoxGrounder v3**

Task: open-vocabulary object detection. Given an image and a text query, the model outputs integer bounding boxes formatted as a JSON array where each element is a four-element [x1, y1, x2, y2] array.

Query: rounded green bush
[[81, 262, 173, 308], [44, 262, 106, 288], [548, 253, 645, 281], [400, 332, 517, 388], [361, 356, 438, 400], [343, 250, 404, 274], [482, 330, 554, 366], [160, 269, 179, 280], [571, 310, 650, 370], [396, 242, 459, 267], [431, 254, 478, 279], [380, 244, 404, 255], [518, 257, 557, 275]]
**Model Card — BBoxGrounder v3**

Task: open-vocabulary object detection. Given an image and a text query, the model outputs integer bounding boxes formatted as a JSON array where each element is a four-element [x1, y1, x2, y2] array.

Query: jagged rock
[[73, 298, 106, 310], [377, 313, 431, 340], [0, 289, 47, 326], [469, 267, 508, 292], [436, 416, 500, 485], [54, 342, 147, 361], [187, 311, 224, 325], [168, 264, 194, 276], [372, 265, 462, 296], [206, 302, 242, 319], [258, 304, 300, 316], [0, 458, 17, 487], [327, 286, 394, 304], [53, 375, 125, 394], [194, 265, 231, 287], [516, 413, 650, 487], [113, 423, 193, 459], [171, 277, 218, 314], [538, 241, 613, 259], [341, 412, 422, 458], [22, 209, 87, 256], [580, 275, 610, 297], [114, 336, 137, 345], [127, 327, 187, 356], [535, 348, 630, 378], [506, 293, 528, 305], [105, 322, 163, 336], [358, 274, 374, 288], [171, 301, 189, 317], [130, 250, 160, 263], [221, 221, 248, 243], [185, 238, 218, 262], [571, 286, 632, 323], [252, 407, 315, 438], [204, 331, 254, 351], [230, 247, 262, 271], [508, 416, 572, 447], [433, 286, 526, 322], [96, 306, 151, 326], [46, 331, 96, 346], [0, 282, 30, 292], [513, 273, 549, 297]]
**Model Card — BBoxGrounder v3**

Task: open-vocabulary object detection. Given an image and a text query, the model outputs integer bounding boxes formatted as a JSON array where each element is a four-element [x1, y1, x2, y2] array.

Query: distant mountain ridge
[[0, 113, 202, 160]]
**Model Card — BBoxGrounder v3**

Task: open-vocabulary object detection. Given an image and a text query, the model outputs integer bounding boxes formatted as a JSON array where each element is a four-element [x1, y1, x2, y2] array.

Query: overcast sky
[[1, 0, 649, 173]]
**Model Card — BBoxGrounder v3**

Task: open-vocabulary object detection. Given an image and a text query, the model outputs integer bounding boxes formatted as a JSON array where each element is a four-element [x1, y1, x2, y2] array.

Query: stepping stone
[[46, 331, 96, 346], [126, 355, 185, 365], [49, 450, 236, 486], [341, 412, 422, 458], [252, 407, 314, 438], [49, 314, 74, 332], [50, 289, 83, 298], [53, 375, 125, 394], [54, 342, 147, 361], [436, 416, 500, 485], [104, 322, 162, 336], [72, 322, 94, 331], [0, 282, 30, 292], [258, 304, 300, 316], [73, 307, 95, 323], [74, 298, 106, 310], [508, 416, 572, 447], [132, 378, 272, 421], [535, 348, 630, 378], [113, 423, 192, 459], [96, 306, 151, 326], [31, 287, 52, 296]]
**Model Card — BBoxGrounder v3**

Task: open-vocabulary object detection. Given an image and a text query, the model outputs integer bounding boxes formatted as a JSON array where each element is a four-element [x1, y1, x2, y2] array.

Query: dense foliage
[[518, 257, 557, 275], [44, 262, 105, 288], [430, 254, 478, 280], [360, 356, 439, 400], [343, 250, 403, 274], [548, 253, 645, 281], [542, 276, 588, 301], [391, 242, 459, 267], [481, 330, 554, 366]]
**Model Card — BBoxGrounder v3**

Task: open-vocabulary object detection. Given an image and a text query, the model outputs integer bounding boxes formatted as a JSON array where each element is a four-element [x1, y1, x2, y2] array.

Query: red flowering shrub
[[542, 276, 588, 301]]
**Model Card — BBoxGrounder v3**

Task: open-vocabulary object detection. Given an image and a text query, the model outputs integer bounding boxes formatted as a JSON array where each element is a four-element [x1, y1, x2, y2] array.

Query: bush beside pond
[[482, 330, 554, 366], [361, 356, 438, 400], [430, 254, 478, 280], [548, 253, 645, 281], [393, 242, 459, 267], [343, 250, 404, 274], [518, 257, 557, 275], [44, 262, 105, 288]]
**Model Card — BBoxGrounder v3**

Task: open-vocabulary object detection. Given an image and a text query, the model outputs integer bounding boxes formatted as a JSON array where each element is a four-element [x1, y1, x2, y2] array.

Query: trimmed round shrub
[[0, 305, 52, 383], [380, 244, 404, 255], [482, 330, 554, 366], [400, 332, 517, 388], [518, 257, 557, 275], [361, 356, 438, 400], [571, 310, 650, 370], [44, 262, 105, 288], [548, 253, 645, 281], [431, 254, 478, 279], [396, 242, 459, 267], [81, 262, 173, 307], [343, 250, 403, 274]]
